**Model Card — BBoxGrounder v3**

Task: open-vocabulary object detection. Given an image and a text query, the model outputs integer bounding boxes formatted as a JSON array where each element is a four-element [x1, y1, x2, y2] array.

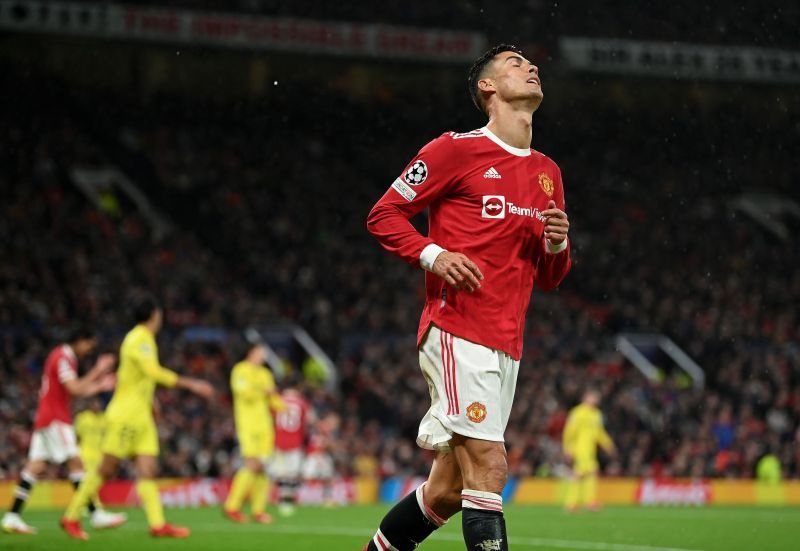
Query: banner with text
[[0, 1, 485, 62], [560, 37, 800, 84]]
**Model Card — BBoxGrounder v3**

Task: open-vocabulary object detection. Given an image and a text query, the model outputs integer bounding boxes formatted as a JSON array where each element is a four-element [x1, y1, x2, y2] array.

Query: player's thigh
[[574, 455, 598, 476], [23, 458, 48, 477], [102, 421, 136, 459], [240, 430, 271, 459], [27, 430, 51, 464], [445, 329, 507, 441], [450, 434, 508, 493], [33, 422, 80, 464], [133, 422, 160, 457], [65, 455, 84, 474]]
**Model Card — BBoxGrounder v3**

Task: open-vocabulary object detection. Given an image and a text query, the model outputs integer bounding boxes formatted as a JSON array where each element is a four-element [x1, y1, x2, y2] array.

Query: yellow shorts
[[238, 430, 274, 459], [574, 455, 599, 476], [102, 420, 159, 458]]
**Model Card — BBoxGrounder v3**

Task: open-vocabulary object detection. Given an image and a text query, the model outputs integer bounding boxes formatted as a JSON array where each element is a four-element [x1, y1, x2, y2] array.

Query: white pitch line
[[120, 522, 704, 551]]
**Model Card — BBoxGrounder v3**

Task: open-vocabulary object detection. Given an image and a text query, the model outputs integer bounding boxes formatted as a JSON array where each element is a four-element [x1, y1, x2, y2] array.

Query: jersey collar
[[480, 126, 531, 157]]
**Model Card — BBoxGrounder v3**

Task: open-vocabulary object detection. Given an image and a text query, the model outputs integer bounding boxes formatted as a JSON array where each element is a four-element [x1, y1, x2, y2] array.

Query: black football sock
[[11, 471, 36, 514], [365, 484, 446, 551], [69, 472, 97, 513], [461, 489, 508, 551]]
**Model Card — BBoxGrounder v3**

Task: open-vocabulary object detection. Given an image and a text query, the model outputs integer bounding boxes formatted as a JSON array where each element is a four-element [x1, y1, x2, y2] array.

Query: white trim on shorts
[[417, 325, 520, 452], [28, 421, 80, 464]]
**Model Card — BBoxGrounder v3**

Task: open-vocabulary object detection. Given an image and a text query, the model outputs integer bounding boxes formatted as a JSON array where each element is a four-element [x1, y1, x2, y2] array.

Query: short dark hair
[[66, 324, 95, 344], [131, 292, 160, 324], [468, 43, 524, 115]]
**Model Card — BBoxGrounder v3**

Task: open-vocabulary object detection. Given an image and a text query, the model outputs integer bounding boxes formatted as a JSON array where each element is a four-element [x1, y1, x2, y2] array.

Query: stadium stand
[[1, 48, 798, 485]]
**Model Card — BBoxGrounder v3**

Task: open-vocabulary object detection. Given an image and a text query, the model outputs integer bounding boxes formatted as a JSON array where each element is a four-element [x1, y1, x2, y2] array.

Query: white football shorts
[[28, 421, 80, 464], [269, 449, 304, 480], [417, 325, 520, 451], [302, 452, 335, 481]]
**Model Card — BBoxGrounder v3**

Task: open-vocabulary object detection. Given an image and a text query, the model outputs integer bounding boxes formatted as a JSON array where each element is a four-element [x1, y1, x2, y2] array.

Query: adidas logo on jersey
[[483, 167, 502, 179]]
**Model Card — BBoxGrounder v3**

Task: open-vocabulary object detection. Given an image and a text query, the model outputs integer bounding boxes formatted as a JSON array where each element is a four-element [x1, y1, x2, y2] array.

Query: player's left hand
[[541, 200, 569, 244], [98, 373, 117, 392]]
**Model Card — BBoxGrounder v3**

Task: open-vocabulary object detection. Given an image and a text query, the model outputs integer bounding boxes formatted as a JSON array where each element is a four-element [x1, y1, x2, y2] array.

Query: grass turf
[[3, 504, 799, 550]]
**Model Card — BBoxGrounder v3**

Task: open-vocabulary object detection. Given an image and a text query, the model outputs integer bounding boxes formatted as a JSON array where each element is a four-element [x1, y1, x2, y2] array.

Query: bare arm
[[63, 353, 116, 397], [175, 376, 215, 400]]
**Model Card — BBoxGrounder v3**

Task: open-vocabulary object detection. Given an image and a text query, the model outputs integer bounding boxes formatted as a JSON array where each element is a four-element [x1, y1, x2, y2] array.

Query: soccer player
[[364, 44, 572, 550], [271, 381, 311, 517], [1, 326, 125, 535], [302, 412, 339, 508], [60, 294, 215, 540], [562, 389, 616, 512], [74, 397, 106, 495], [223, 342, 285, 524]]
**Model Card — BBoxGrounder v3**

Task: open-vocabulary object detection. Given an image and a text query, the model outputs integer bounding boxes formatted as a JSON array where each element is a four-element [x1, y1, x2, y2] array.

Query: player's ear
[[477, 77, 494, 93]]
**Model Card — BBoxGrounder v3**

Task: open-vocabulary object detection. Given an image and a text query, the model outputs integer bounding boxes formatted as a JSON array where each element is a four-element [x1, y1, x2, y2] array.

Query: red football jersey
[[33, 344, 78, 429], [275, 391, 309, 451], [367, 127, 572, 359]]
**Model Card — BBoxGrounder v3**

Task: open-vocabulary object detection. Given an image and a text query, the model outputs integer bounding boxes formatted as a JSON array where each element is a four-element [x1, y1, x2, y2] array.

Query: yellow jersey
[[230, 361, 284, 435], [74, 410, 105, 463], [105, 324, 178, 425], [562, 403, 614, 458]]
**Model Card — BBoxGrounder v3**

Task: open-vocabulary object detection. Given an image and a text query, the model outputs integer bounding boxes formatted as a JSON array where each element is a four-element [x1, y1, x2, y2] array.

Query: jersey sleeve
[[57, 357, 77, 384], [366, 133, 462, 267], [134, 340, 179, 387], [536, 164, 573, 291]]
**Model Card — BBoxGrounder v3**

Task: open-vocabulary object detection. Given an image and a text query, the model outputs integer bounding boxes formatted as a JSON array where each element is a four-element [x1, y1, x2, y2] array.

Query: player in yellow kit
[[61, 294, 215, 540], [562, 388, 616, 512], [223, 342, 285, 524], [73, 398, 106, 510]]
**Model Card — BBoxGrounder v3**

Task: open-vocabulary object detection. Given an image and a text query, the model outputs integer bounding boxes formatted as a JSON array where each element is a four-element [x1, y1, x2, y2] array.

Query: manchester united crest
[[538, 173, 554, 197], [466, 402, 487, 423]]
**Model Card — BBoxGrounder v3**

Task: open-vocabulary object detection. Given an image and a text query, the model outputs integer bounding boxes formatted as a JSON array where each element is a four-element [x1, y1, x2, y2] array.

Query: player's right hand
[[431, 251, 484, 293]]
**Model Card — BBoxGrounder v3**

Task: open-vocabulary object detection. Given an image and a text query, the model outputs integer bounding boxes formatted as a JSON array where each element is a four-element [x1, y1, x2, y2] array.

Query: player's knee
[[424, 482, 462, 518]]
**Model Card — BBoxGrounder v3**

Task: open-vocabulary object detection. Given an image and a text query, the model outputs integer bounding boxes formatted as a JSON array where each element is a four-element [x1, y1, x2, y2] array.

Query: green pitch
[[3, 504, 799, 550]]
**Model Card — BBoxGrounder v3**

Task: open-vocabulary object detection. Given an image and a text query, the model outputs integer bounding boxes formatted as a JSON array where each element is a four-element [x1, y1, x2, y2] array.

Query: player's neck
[[485, 107, 533, 150], [140, 321, 157, 335]]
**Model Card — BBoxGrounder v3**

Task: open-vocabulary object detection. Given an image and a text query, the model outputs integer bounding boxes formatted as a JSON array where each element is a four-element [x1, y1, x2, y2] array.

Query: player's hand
[[431, 251, 484, 293], [98, 373, 117, 392], [94, 353, 116, 374], [564, 452, 574, 466], [541, 200, 569, 245], [188, 379, 215, 400]]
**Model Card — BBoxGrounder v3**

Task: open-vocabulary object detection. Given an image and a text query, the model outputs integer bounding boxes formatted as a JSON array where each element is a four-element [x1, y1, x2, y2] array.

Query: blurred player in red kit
[[303, 412, 339, 507], [2, 326, 126, 535], [270, 381, 311, 516], [364, 44, 572, 550]]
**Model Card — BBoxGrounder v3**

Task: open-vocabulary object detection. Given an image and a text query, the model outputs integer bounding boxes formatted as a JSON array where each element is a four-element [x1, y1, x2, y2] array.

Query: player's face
[[151, 308, 163, 332], [488, 52, 543, 108], [249, 345, 266, 364], [74, 337, 97, 358]]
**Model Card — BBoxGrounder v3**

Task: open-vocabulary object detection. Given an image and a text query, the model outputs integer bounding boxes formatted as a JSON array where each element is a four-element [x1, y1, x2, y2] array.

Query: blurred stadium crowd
[[1, 52, 798, 484]]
